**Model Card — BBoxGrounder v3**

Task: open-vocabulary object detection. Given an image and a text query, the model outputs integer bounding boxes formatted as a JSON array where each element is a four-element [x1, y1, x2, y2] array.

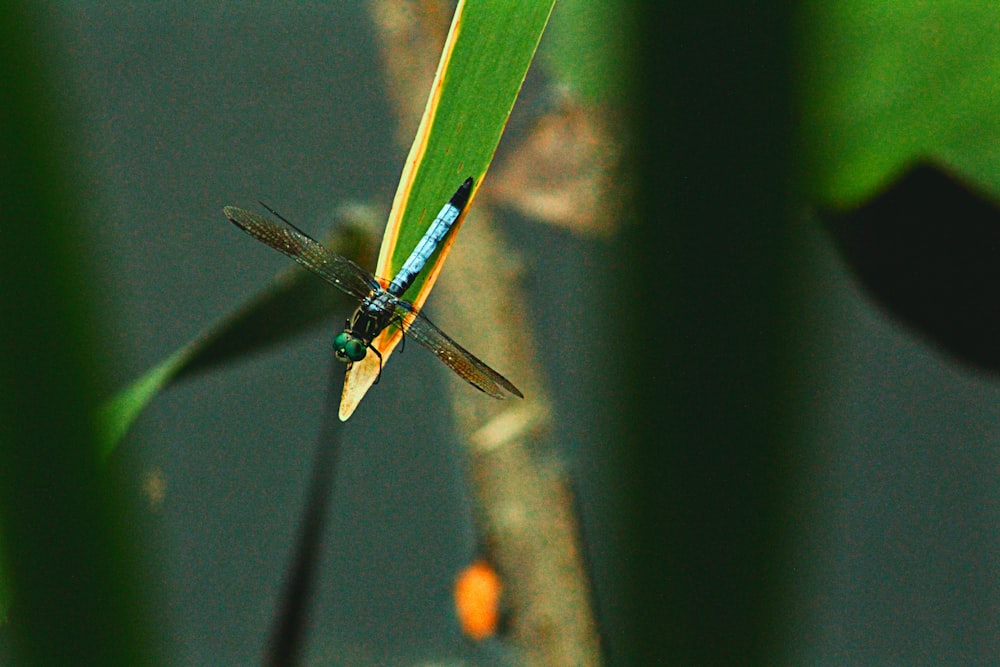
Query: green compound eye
[[333, 332, 367, 363]]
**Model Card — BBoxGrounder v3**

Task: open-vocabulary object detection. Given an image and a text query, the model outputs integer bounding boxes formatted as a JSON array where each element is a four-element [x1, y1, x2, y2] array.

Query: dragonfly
[[223, 178, 523, 399]]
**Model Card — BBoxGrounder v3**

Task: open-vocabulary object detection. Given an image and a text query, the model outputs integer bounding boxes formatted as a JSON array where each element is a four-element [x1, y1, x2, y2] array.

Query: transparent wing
[[224, 206, 379, 301], [398, 305, 523, 399]]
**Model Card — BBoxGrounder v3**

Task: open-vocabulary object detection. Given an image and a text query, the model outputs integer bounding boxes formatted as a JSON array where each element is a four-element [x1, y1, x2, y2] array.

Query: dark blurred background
[[1, 2, 996, 665]]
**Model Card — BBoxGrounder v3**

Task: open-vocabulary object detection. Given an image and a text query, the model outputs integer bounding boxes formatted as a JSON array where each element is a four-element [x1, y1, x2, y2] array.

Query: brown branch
[[366, 2, 609, 663]]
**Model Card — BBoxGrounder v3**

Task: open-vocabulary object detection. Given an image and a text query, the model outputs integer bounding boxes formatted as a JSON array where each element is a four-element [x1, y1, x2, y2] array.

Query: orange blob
[[454, 559, 502, 640]]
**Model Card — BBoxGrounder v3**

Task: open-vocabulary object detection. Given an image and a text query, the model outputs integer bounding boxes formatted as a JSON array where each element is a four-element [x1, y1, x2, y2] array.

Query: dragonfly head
[[333, 331, 367, 363]]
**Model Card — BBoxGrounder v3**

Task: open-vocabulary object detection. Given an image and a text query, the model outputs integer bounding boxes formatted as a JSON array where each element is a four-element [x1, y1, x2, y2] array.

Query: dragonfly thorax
[[333, 298, 396, 364]]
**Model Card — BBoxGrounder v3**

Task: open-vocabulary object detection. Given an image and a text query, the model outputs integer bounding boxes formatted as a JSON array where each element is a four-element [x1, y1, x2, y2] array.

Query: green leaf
[[341, 0, 556, 417], [97, 348, 190, 460], [542, 0, 633, 104], [801, 2, 1000, 207], [383, 1, 557, 299], [98, 220, 376, 456]]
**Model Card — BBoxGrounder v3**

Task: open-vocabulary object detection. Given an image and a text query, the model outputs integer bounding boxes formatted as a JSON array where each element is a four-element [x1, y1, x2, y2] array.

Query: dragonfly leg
[[369, 345, 384, 384], [386, 314, 407, 354]]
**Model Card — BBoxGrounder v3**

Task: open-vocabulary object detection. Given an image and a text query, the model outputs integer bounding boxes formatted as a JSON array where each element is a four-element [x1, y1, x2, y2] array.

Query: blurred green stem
[[0, 2, 152, 664]]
